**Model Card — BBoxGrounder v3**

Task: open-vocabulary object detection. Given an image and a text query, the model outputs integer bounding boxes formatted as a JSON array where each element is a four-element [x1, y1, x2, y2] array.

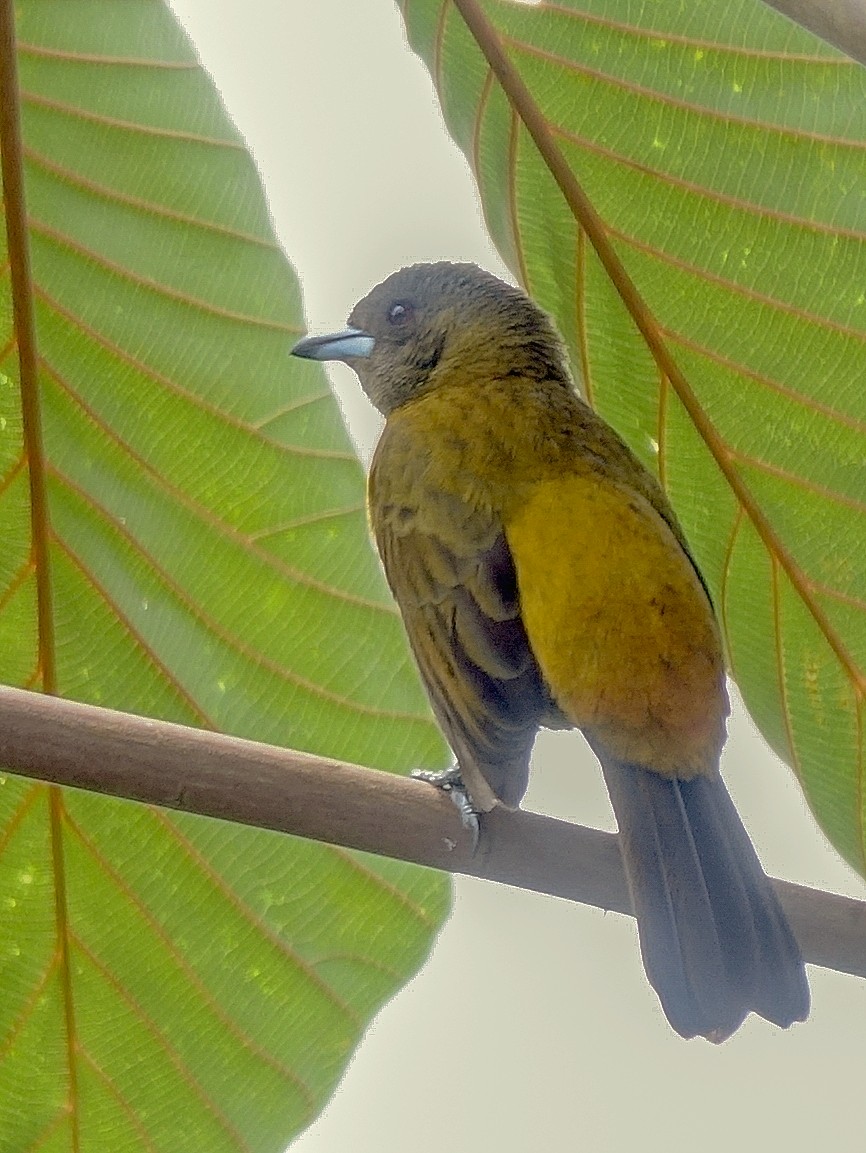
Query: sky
[[169, 4, 865, 1151]]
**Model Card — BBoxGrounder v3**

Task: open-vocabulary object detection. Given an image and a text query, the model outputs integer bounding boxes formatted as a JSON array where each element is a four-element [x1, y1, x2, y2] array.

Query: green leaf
[[0, 2, 449, 1149], [400, 0, 866, 874]]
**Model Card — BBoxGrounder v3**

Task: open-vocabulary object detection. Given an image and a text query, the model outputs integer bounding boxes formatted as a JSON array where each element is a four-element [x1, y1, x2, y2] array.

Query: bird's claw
[[411, 766, 481, 853], [411, 765, 464, 788]]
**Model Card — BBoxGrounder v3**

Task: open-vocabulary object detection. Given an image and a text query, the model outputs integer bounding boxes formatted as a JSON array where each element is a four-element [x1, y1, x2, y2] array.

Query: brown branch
[[758, 0, 866, 67], [0, 684, 863, 978]]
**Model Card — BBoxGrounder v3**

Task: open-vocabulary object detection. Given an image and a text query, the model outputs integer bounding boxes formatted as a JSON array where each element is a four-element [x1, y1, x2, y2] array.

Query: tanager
[[292, 262, 809, 1040]]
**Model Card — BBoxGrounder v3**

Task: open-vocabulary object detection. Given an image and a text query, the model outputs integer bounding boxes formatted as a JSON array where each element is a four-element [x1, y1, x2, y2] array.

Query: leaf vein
[[656, 369, 669, 488], [0, 780, 44, 862], [0, 959, 57, 1064], [574, 226, 593, 406], [72, 934, 256, 1153], [0, 449, 27, 499], [40, 352, 395, 614], [49, 469, 419, 719], [609, 221, 866, 341], [22, 1108, 70, 1153], [0, 554, 36, 615], [77, 1048, 162, 1153], [329, 845, 442, 930], [49, 788, 79, 1152], [509, 36, 866, 148], [508, 113, 530, 288], [30, 219, 299, 333], [810, 581, 866, 612], [547, 117, 866, 242], [771, 555, 801, 777], [22, 89, 246, 148], [63, 810, 318, 1107], [251, 391, 339, 432], [149, 808, 363, 1024], [732, 449, 866, 515], [718, 504, 745, 682], [663, 326, 866, 435], [534, 2, 849, 64], [18, 42, 199, 69], [246, 503, 367, 543], [25, 146, 281, 249], [34, 292, 354, 463], [49, 527, 216, 727]]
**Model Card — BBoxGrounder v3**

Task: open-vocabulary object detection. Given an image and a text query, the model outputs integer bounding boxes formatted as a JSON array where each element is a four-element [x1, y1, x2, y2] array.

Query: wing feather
[[376, 519, 552, 809]]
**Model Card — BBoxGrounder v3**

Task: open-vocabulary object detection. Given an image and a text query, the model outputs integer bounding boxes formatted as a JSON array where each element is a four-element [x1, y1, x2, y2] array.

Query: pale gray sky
[[170, 4, 865, 1151]]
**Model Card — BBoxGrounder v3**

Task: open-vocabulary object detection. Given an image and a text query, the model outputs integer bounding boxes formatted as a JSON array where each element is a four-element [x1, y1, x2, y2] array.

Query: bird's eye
[[387, 301, 413, 326]]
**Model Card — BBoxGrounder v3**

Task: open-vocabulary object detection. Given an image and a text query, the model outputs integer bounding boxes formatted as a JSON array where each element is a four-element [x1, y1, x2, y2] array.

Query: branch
[[0, 685, 863, 978], [758, 0, 866, 68]]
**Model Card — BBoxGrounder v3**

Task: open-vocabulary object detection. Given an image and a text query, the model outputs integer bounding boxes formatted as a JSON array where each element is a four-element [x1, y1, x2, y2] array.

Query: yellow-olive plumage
[[292, 262, 809, 1040]]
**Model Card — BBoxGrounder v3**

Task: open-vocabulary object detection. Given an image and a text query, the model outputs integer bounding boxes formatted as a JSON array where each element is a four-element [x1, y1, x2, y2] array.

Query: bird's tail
[[600, 757, 810, 1041]]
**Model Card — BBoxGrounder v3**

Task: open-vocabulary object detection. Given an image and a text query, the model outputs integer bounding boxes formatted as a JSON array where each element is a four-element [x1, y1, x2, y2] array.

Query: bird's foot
[[412, 766, 480, 853], [411, 764, 465, 788]]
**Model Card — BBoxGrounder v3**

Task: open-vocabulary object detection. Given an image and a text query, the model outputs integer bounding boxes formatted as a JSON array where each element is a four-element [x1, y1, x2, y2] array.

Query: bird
[[291, 261, 810, 1041]]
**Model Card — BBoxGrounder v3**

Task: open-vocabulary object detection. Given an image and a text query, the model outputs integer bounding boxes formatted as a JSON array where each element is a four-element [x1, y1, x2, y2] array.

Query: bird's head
[[291, 262, 571, 415]]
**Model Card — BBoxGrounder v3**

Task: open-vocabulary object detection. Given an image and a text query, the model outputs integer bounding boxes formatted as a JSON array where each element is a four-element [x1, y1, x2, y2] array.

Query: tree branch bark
[[758, 0, 866, 67], [0, 685, 863, 978]]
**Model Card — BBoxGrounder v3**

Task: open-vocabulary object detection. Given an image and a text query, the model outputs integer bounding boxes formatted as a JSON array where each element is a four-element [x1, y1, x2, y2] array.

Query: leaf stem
[[0, 7, 75, 1145], [0, 0, 55, 694]]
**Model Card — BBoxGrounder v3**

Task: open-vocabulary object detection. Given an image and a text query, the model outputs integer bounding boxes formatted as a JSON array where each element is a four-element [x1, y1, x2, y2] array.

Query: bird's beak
[[290, 328, 375, 363]]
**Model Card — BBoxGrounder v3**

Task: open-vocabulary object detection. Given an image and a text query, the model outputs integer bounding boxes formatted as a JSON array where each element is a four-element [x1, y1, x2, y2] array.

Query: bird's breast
[[505, 474, 728, 777]]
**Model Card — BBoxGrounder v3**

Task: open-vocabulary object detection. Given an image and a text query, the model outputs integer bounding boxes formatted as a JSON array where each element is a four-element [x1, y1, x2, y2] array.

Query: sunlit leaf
[[0, 2, 449, 1150], [400, 0, 866, 873]]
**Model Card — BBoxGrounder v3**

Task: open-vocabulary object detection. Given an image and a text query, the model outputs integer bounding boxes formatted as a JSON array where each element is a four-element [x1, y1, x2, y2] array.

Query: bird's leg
[[411, 765, 480, 852]]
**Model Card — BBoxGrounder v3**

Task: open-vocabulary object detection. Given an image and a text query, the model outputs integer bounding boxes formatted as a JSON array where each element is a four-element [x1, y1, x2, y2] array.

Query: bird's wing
[[374, 513, 556, 810]]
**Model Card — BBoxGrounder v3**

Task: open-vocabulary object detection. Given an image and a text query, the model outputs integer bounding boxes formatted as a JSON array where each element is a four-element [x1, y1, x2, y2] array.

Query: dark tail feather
[[601, 758, 810, 1041]]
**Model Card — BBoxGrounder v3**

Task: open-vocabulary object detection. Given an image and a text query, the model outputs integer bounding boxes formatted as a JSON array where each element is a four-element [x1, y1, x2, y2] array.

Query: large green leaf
[[400, 0, 866, 874], [0, 2, 449, 1149]]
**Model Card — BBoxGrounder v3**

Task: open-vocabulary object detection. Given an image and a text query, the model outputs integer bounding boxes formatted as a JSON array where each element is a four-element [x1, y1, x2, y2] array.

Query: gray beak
[[291, 327, 375, 362]]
